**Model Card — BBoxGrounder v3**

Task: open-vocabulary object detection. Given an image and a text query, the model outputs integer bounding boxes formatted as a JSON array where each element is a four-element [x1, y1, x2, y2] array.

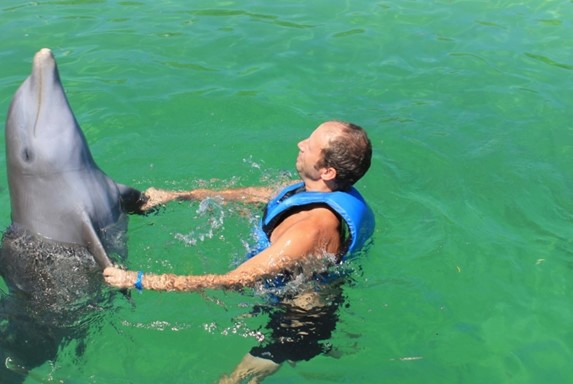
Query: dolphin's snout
[[32, 48, 56, 80], [35, 48, 53, 62]]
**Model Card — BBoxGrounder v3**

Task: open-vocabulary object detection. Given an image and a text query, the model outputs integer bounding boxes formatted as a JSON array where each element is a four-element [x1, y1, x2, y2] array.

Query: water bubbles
[[202, 319, 265, 342], [121, 319, 192, 332], [203, 322, 218, 333]]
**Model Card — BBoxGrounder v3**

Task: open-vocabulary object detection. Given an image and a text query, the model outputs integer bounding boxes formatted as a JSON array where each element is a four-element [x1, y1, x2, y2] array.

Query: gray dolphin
[[4, 48, 144, 270], [0, 48, 145, 382]]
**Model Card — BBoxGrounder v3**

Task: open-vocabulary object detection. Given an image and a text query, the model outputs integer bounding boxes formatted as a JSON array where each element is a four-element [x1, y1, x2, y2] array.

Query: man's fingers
[[103, 266, 128, 288]]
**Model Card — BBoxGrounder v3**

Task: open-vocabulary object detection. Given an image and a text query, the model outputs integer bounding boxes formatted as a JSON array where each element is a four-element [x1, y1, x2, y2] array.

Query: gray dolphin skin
[[0, 48, 145, 383]]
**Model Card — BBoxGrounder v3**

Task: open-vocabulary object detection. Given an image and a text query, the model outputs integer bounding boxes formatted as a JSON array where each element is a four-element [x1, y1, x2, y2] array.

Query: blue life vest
[[250, 182, 375, 261]]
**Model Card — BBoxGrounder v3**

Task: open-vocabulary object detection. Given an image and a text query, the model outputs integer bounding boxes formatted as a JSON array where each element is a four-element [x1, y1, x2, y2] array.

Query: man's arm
[[103, 207, 341, 291], [140, 186, 276, 211]]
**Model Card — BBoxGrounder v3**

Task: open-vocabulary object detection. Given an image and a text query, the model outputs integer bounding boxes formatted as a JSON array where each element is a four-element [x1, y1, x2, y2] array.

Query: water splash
[[243, 155, 294, 186], [174, 196, 225, 246], [242, 155, 263, 170]]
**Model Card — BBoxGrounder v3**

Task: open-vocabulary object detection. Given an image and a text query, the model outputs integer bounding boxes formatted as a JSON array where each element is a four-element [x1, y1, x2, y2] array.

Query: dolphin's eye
[[21, 147, 33, 163]]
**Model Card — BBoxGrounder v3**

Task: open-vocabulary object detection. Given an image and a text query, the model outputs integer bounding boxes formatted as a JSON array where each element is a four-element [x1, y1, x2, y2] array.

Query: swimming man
[[104, 120, 375, 383]]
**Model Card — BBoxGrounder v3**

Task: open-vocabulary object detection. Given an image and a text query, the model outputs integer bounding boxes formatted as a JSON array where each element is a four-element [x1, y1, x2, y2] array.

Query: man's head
[[296, 121, 372, 191]]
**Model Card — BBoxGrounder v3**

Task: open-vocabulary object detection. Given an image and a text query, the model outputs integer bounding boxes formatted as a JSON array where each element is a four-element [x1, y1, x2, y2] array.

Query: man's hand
[[140, 187, 187, 211], [103, 267, 137, 289]]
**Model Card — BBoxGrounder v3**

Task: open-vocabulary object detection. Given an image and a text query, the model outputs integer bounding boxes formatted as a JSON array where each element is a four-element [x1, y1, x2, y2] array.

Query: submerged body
[[0, 48, 144, 382]]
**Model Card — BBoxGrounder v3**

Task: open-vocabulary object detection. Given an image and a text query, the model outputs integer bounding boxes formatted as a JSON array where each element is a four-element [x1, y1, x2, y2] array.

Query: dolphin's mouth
[[32, 68, 43, 138], [31, 48, 53, 138]]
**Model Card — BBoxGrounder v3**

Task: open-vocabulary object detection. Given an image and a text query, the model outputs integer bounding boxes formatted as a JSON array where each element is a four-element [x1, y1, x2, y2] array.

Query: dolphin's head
[[5, 48, 95, 178]]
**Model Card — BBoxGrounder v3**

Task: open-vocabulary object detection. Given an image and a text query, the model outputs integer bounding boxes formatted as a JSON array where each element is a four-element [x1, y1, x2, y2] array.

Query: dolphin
[[4, 48, 144, 270], [0, 48, 145, 382]]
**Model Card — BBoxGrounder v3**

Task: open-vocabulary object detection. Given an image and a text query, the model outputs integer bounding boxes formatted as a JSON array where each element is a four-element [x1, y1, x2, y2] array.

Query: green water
[[1, 0, 572, 383]]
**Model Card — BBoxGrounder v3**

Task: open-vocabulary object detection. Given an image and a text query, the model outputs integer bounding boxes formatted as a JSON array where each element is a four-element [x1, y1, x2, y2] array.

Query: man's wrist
[[134, 271, 144, 291]]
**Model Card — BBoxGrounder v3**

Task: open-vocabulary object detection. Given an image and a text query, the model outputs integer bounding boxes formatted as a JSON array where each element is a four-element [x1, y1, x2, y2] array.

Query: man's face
[[296, 122, 339, 182]]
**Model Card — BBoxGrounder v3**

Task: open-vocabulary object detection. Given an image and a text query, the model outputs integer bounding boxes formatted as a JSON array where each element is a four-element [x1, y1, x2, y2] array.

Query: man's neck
[[302, 179, 334, 193]]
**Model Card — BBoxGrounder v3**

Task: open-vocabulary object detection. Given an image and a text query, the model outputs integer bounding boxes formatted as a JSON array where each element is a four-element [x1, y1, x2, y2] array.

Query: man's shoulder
[[275, 204, 340, 234], [300, 204, 341, 227]]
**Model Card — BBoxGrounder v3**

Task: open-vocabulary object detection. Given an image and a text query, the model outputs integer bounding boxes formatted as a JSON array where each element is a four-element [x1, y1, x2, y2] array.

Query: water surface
[[1, 1, 572, 383]]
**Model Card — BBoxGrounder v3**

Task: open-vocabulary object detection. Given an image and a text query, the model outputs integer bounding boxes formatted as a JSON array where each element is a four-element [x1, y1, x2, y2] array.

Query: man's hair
[[317, 121, 372, 191]]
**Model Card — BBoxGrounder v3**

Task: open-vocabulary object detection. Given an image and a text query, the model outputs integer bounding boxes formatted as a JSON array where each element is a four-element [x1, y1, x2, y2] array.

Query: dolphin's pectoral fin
[[79, 212, 112, 269], [117, 184, 148, 215]]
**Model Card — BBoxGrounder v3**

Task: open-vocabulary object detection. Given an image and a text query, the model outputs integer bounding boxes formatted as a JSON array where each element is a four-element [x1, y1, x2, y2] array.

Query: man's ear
[[320, 167, 337, 182]]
